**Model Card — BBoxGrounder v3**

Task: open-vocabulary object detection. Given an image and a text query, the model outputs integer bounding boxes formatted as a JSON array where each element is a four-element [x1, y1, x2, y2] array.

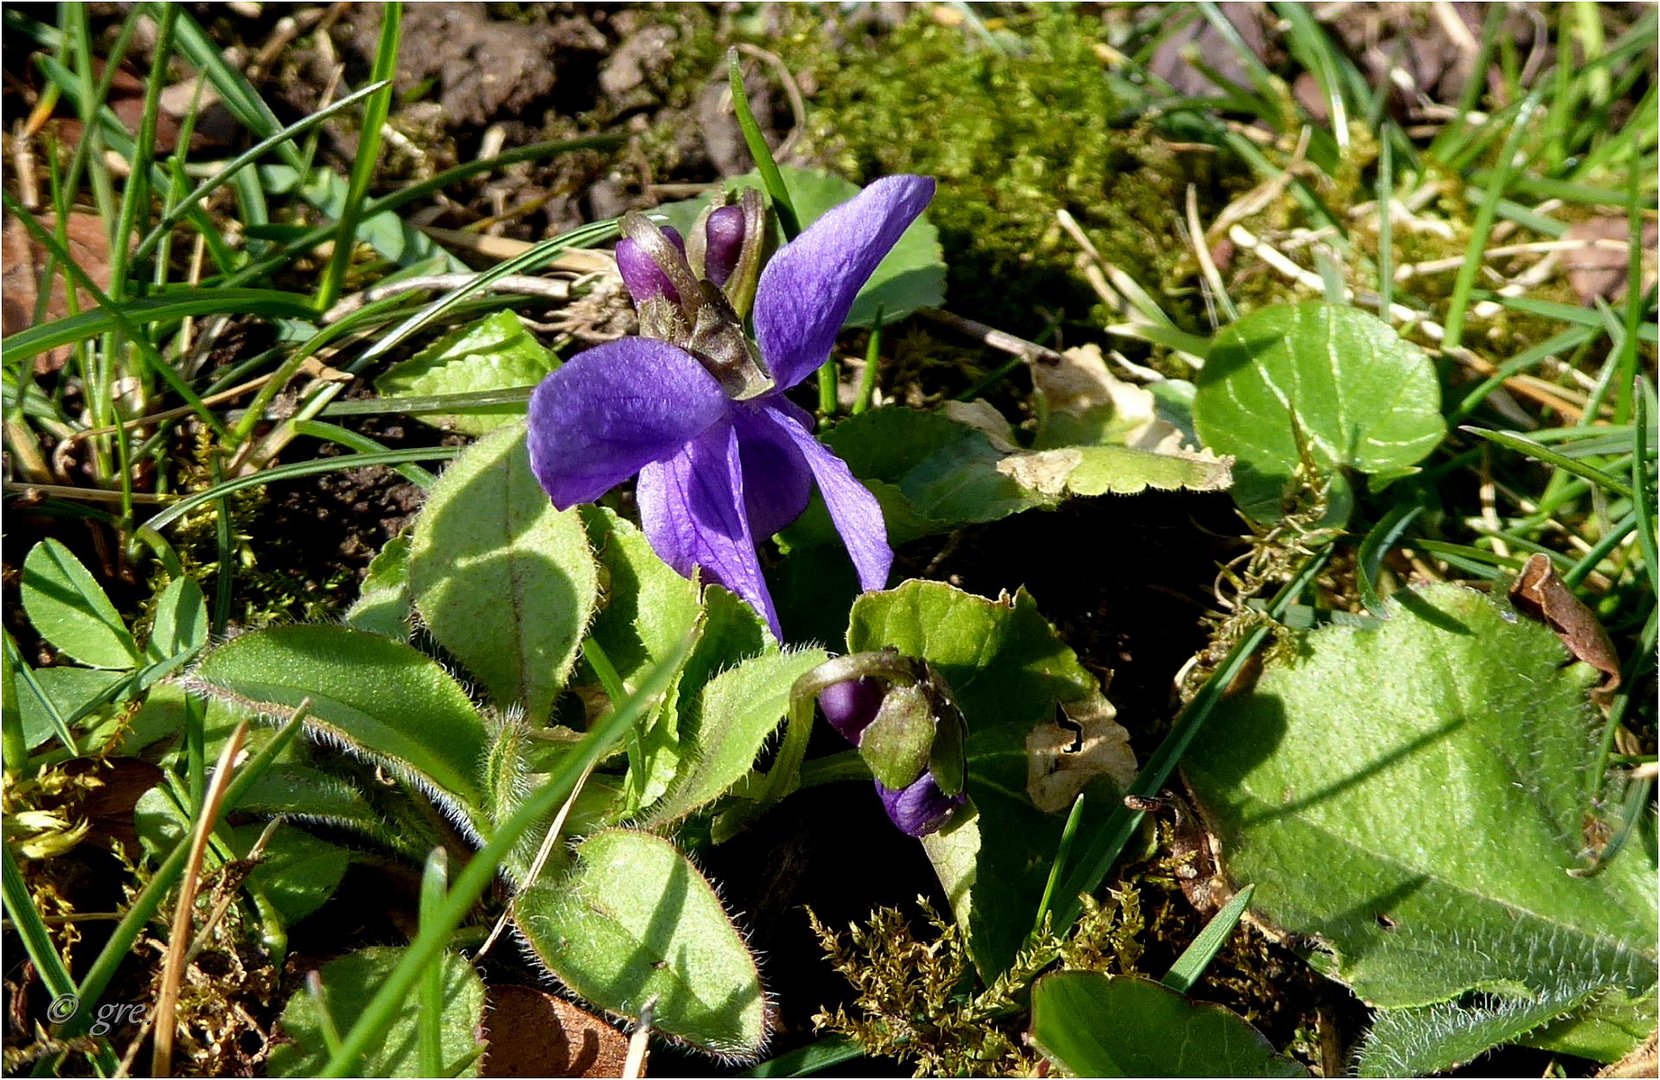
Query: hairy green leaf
[[190, 625, 489, 810], [1357, 984, 1605, 1077], [346, 531, 414, 640], [515, 828, 767, 1057], [645, 647, 829, 827], [410, 423, 598, 723], [1185, 584, 1656, 1062]]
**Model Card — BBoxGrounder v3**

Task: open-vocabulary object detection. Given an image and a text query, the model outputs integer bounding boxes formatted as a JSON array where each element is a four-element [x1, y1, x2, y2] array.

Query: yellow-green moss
[[773, 8, 1218, 340]]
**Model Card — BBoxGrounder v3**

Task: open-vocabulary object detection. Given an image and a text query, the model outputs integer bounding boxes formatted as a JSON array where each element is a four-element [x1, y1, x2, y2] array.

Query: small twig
[[917, 308, 1063, 366], [474, 758, 599, 961], [3, 482, 175, 505], [152, 720, 250, 1077], [1186, 184, 1235, 324], [412, 224, 617, 274], [322, 273, 581, 324], [1479, 448, 1509, 560], [621, 996, 656, 1080], [734, 43, 809, 162], [182, 818, 282, 969]]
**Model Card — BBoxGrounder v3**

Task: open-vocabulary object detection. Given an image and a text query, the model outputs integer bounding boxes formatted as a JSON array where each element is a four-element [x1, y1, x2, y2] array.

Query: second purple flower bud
[[809, 651, 969, 838]]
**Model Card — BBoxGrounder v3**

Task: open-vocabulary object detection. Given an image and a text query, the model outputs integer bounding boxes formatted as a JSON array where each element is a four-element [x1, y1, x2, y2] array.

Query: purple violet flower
[[876, 772, 966, 838], [528, 175, 936, 635]]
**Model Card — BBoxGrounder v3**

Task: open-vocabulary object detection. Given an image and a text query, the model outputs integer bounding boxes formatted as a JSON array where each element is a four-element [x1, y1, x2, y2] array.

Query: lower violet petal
[[763, 401, 893, 593], [636, 421, 781, 636]]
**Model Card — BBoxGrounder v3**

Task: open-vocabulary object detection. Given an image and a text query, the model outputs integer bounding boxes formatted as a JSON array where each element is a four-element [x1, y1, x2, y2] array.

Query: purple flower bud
[[818, 677, 884, 744], [700, 205, 747, 287], [876, 772, 966, 838], [615, 227, 686, 305]]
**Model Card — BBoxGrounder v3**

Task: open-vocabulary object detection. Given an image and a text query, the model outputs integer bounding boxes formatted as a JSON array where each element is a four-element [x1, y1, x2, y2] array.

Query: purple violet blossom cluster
[[527, 176, 936, 637]]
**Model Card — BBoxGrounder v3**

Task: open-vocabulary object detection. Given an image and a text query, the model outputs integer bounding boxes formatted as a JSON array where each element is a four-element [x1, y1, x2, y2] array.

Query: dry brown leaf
[[1508, 553, 1622, 703], [1025, 693, 1136, 814], [479, 985, 630, 1079], [2, 212, 113, 375]]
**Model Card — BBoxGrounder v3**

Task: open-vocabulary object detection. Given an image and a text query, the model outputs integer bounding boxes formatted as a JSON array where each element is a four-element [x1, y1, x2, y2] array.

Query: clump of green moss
[[808, 889, 1150, 1077], [775, 8, 1215, 341]]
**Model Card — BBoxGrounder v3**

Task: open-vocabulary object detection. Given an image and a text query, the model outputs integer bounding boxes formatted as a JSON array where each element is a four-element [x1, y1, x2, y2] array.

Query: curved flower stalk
[[528, 176, 936, 635]]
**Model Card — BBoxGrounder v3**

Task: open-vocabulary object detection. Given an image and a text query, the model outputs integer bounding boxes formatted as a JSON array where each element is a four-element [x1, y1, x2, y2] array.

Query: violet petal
[[875, 773, 965, 838], [527, 338, 729, 508], [763, 399, 893, 593], [731, 402, 813, 539], [636, 420, 780, 636], [818, 677, 884, 744], [753, 175, 935, 390]]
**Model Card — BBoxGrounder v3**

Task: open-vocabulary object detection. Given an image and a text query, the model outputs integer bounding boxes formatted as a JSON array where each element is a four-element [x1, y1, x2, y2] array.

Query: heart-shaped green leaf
[[374, 310, 557, 436], [1030, 972, 1307, 1077], [848, 581, 1136, 976], [1193, 302, 1445, 521]]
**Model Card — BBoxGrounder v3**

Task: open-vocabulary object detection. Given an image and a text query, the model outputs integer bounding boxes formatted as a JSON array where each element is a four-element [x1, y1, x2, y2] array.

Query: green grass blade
[[1356, 502, 1424, 614], [168, 6, 302, 168], [142, 447, 460, 534], [353, 220, 618, 368], [2, 285, 318, 367], [1461, 426, 1634, 499], [291, 420, 437, 488], [316, 3, 402, 312], [319, 634, 696, 1077], [1034, 793, 1087, 933], [1162, 883, 1255, 995], [213, 135, 624, 289], [106, 4, 177, 301], [1632, 387, 1658, 598], [727, 48, 799, 239], [1, 197, 238, 441], [417, 847, 448, 1078], [130, 82, 388, 266], [1442, 83, 1546, 351], [1048, 547, 1333, 931], [742, 1036, 864, 1078], [319, 386, 534, 418], [2, 846, 78, 1010]]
